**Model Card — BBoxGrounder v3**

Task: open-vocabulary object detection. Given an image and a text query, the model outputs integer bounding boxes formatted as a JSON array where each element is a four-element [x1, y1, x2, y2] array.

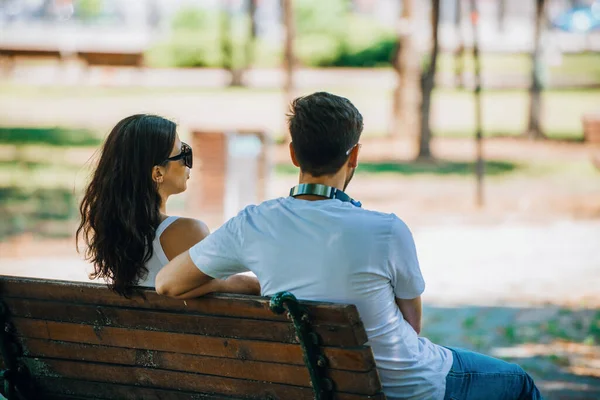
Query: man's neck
[[298, 172, 346, 191], [294, 172, 347, 201]]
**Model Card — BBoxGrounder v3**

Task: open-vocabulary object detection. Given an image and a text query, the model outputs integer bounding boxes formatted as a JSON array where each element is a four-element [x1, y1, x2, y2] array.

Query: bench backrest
[[0, 276, 385, 399]]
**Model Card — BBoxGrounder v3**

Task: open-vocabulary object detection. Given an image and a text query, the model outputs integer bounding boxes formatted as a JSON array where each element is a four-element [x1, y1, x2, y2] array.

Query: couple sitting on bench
[[77, 92, 543, 400]]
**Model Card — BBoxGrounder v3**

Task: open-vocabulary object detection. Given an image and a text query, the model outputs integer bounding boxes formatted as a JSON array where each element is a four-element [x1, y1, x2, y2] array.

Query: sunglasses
[[164, 142, 193, 168]]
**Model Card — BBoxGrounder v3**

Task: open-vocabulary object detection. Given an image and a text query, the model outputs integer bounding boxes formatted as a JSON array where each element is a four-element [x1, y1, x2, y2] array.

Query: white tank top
[[138, 216, 179, 288]]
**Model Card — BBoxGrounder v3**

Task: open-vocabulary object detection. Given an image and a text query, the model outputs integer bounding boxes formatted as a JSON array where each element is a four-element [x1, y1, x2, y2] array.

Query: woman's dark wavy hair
[[77, 114, 177, 297]]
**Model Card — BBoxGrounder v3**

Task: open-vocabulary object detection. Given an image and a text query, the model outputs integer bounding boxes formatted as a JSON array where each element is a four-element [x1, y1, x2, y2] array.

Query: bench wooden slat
[[24, 357, 320, 400], [4, 297, 364, 347], [38, 377, 253, 400], [77, 52, 144, 66], [0, 49, 62, 58], [38, 377, 385, 400], [0, 276, 363, 326], [28, 359, 385, 400], [19, 338, 382, 394], [12, 318, 375, 372]]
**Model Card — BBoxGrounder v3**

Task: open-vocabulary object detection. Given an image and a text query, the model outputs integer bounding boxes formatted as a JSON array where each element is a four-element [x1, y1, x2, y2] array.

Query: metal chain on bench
[[269, 292, 333, 400]]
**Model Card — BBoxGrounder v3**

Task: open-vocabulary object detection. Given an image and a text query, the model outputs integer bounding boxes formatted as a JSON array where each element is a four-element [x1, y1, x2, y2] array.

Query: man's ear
[[289, 142, 300, 167], [348, 144, 360, 168], [152, 165, 165, 184]]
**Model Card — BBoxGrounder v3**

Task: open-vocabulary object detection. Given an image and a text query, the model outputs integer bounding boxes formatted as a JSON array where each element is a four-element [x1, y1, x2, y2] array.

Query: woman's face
[[161, 135, 191, 196]]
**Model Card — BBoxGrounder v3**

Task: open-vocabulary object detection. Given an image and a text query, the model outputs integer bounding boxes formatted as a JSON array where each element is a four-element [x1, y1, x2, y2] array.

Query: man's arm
[[395, 296, 422, 334], [156, 252, 261, 299], [156, 214, 260, 299], [388, 216, 425, 334], [155, 251, 213, 298]]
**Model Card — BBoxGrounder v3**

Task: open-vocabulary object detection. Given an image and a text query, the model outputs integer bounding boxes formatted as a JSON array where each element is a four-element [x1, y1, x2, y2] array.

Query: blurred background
[[1, 0, 599, 397]]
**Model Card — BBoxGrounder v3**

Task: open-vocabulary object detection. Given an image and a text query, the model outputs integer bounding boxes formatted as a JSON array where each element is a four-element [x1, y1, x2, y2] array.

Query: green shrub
[[295, 34, 342, 67], [293, 0, 395, 67], [146, 2, 397, 69], [146, 7, 220, 68], [74, 0, 104, 21], [0, 187, 76, 239], [332, 15, 396, 67], [0, 127, 101, 147]]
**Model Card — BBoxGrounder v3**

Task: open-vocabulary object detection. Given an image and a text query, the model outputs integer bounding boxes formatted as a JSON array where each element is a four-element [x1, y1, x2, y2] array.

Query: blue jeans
[[444, 347, 543, 400]]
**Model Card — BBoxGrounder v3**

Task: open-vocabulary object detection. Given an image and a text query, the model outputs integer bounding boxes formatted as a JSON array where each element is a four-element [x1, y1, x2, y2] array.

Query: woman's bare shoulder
[[160, 217, 210, 261]]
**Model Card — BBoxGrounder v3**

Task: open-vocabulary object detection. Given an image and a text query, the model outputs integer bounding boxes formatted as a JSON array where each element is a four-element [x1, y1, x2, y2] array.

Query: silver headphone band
[[290, 184, 336, 199], [289, 183, 361, 207]]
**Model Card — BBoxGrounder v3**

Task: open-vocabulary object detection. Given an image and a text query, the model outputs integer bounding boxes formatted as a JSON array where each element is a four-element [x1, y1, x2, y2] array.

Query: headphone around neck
[[289, 183, 362, 208]]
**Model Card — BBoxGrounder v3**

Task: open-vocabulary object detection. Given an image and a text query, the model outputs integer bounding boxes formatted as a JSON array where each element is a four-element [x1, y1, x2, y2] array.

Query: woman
[[77, 114, 259, 297]]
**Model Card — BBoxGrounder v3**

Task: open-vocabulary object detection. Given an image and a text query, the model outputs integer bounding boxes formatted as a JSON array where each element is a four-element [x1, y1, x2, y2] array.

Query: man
[[156, 92, 542, 400]]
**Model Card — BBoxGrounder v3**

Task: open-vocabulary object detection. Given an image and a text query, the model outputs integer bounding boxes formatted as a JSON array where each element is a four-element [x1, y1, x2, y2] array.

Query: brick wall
[[186, 130, 271, 229], [186, 132, 227, 228], [583, 114, 600, 143]]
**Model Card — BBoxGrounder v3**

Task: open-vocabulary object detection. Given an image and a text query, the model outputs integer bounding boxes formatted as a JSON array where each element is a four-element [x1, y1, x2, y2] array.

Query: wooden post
[[416, 0, 441, 160], [497, 0, 506, 33], [245, 0, 258, 70], [470, 0, 484, 207], [454, 0, 465, 88], [390, 0, 418, 138], [221, 1, 242, 87], [527, 0, 546, 139]]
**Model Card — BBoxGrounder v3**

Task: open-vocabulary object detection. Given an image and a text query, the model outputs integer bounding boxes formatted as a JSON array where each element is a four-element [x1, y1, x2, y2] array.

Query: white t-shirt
[[189, 197, 453, 400], [139, 216, 180, 288]]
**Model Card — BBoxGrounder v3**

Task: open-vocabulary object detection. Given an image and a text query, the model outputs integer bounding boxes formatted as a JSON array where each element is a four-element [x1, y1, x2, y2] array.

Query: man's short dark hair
[[287, 92, 363, 177]]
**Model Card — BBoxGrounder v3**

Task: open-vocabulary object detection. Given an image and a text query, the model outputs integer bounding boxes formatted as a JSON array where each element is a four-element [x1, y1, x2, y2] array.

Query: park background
[[0, 0, 599, 398]]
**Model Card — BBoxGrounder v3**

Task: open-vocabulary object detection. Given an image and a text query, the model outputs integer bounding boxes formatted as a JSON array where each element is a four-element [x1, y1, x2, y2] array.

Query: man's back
[[157, 91, 543, 400], [190, 197, 453, 399]]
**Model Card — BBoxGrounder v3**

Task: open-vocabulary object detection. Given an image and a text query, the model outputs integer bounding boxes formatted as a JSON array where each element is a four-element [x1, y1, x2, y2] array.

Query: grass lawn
[[0, 85, 597, 141], [275, 158, 599, 180], [436, 52, 600, 80]]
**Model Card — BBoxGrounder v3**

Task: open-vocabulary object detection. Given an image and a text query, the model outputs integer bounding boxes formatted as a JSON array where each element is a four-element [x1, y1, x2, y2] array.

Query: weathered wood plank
[[0, 276, 363, 326], [29, 360, 385, 400], [20, 338, 382, 394], [25, 357, 316, 400], [5, 298, 364, 347], [38, 377, 247, 400], [13, 319, 376, 372], [38, 377, 385, 400]]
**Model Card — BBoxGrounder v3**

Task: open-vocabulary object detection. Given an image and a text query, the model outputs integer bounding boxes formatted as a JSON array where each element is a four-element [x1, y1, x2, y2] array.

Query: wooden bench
[[76, 52, 144, 68], [0, 276, 385, 399]]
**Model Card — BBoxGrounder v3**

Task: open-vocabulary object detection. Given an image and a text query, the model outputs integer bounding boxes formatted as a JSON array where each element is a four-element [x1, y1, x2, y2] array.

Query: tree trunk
[[282, 0, 295, 142], [497, 0, 506, 33], [470, 0, 484, 206], [245, 0, 258, 70], [221, 2, 242, 87], [417, 0, 441, 160], [527, 0, 546, 139], [282, 0, 294, 100], [454, 0, 465, 88], [390, 0, 419, 138]]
